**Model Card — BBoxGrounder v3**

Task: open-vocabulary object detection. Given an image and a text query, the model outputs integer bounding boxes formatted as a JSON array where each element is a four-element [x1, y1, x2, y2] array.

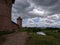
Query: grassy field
[[27, 32, 60, 45], [21, 27, 60, 45]]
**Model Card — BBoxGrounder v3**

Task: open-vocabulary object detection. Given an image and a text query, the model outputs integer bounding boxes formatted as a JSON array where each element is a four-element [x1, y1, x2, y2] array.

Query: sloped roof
[[17, 17, 22, 20], [11, 21, 18, 26], [12, 0, 15, 4]]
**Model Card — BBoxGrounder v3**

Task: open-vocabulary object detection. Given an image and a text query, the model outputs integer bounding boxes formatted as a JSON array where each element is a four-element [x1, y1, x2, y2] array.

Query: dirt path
[[1, 32, 28, 45]]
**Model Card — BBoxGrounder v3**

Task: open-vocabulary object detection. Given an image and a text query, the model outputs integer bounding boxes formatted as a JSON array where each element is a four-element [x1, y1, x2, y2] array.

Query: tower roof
[[17, 17, 22, 20], [12, 0, 15, 4]]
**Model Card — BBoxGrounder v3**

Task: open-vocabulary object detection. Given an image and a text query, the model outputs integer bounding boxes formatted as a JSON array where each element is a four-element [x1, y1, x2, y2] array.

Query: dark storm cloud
[[13, 0, 30, 13], [12, 0, 60, 18], [31, 0, 58, 6], [31, 0, 60, 14]]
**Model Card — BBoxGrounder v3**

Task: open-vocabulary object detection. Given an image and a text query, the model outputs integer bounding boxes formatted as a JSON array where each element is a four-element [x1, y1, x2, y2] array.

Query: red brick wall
[[17, 20, 22, 27], [0, 0, 19, 31], [11, 22, 18, 30], [0, 0, 12, 31]]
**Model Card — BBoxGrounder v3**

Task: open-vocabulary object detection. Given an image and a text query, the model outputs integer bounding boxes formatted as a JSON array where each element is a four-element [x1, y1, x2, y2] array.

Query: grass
[[27, 32, 60, 45], [20, 28, 60, 45], [43, 30, 60, 39]]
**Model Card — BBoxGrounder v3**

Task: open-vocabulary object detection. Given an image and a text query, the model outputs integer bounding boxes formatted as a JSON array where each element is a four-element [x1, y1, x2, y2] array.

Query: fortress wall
[[0, 0, 22, 31], [0, 0, 13, 31]]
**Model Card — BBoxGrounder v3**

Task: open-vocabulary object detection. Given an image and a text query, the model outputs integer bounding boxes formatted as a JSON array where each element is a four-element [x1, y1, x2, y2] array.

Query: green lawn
[[27, 32, 60, 45], [20, 28, 60, 45]]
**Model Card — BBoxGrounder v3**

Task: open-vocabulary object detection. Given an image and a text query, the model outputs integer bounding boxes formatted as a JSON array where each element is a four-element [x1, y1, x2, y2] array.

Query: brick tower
[[0, 0, 15, 31], [17, 17, 22, 28]]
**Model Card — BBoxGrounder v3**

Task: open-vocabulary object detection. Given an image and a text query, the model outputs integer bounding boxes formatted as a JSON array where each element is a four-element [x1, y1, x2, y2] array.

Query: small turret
[[12, 0, 15, 4], [17, 17, 22, 28]]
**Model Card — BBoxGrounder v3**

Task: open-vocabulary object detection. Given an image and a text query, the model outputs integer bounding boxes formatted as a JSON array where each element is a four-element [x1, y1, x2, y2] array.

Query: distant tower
[[0, 0, 15, 31], [17, 17, 22, 28]]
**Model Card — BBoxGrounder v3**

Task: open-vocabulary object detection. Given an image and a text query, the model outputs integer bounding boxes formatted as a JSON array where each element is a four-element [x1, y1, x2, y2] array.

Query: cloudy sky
[[12, 0, 60, 28]]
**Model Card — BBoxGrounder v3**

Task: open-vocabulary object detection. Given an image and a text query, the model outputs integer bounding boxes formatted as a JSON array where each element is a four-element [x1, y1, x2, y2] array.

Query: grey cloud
[[13, 0, 60, 17], [13, 0, 30, 13], [30, 0, 60, 15], [23, 17, 60, 28], [12, 0, 60, 19], [31, 0, 58, 6]]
